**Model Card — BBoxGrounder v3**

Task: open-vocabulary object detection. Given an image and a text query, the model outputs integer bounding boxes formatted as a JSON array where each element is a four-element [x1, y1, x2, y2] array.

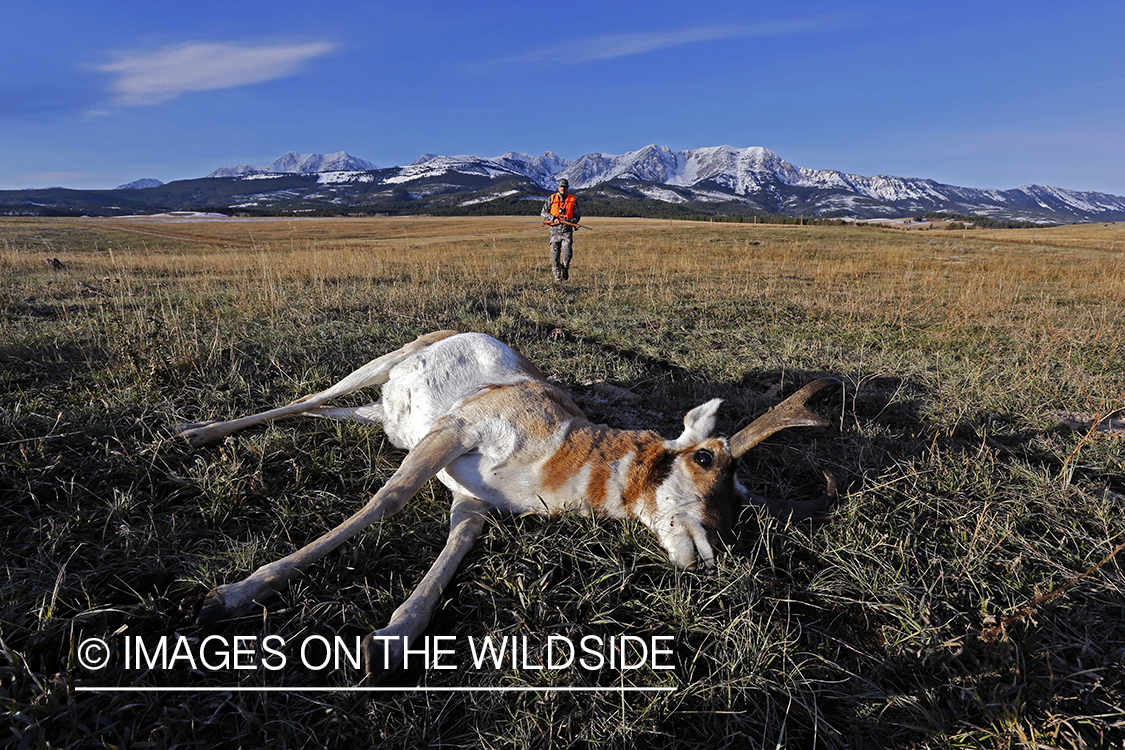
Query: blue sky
[[3, 1, 1123, 195]]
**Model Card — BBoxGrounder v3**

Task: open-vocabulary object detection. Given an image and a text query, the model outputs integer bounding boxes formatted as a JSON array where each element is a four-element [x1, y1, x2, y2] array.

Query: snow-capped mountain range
[[377, 145, 1125, 222], [207, 151, 377, 178], [5, 145, 1124, 222]]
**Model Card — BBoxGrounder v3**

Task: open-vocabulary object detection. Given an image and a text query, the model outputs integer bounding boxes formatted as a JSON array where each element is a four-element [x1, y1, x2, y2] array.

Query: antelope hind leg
[[363, 493, 490, 674], [174, 330, 458, 447], [304, 403, 384, 425]]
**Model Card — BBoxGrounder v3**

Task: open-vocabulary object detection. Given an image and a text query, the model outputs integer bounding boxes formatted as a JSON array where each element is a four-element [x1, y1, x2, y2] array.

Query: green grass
[[2, 216, 1124, 748]]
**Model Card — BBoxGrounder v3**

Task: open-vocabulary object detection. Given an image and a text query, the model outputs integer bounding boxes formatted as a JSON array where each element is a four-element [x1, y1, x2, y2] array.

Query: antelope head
[[651, 378, 841, 570]]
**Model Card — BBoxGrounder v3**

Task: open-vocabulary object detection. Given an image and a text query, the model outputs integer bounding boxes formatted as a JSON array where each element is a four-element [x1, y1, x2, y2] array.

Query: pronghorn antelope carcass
[[175, 330, 839, 673]]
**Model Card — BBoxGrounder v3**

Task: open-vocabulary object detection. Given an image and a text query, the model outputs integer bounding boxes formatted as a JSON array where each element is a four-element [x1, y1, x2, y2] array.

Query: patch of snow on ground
[[688, 188, 743, 203], [461, 190, 520, 206], [120, 212, 229, 220], [636, 186, 688, 203], [318, 171, 375, 184]]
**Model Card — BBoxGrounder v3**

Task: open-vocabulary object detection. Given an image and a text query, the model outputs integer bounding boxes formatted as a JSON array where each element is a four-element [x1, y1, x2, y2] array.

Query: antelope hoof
[[172, 422, 222, 448], [196, 588, 229, 627], [362, 630, 407, 676]]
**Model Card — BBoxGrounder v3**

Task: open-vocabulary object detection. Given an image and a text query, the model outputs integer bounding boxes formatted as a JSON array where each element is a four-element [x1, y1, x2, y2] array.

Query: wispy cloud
[[477, 14, 858, 69], [97, 41, 336, 106]]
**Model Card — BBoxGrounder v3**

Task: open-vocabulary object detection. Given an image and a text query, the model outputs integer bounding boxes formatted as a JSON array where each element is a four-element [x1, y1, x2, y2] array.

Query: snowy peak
[[1013, 184, 1125, 215], [556, 145, 802, 193], [559, 145, 679, 188], [263, 151, 376, 174], [397, 151, 572, 189], [388, 153, 508, 184], [208, 151, 376, 178], [115, 178, 164, 190], [493, 152, 572, 188]]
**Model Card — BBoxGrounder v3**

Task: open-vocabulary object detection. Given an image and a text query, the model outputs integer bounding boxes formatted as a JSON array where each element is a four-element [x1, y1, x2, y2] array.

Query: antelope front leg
[[196, 419, 472, 626], [363, 493, 490, 674]]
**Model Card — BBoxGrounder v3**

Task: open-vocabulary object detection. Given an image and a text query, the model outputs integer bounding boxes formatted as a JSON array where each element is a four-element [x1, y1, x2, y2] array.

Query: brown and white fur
[[175, 330, 838, 673]]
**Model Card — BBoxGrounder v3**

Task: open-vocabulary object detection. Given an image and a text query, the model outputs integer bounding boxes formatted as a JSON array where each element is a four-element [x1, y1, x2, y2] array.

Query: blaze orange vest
[[550, 192, 576, 220]]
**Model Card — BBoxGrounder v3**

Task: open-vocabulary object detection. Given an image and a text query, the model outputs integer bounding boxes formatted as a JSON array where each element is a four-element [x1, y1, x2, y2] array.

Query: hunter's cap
[[558, 178, 569, 187]]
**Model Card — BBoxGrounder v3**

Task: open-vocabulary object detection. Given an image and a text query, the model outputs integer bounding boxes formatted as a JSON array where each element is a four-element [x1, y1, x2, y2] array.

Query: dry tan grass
[[982, 221, 1123, 248], [8, 214, 1123, 374], [14, 214, 1124, 294]]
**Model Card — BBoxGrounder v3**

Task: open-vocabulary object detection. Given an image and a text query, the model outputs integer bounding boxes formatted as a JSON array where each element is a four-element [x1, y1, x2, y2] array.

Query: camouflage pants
[[550, 228, 573, 281]]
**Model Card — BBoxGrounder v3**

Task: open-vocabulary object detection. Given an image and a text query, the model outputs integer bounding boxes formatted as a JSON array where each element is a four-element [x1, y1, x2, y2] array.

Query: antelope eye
[[694, 449, 713, 468]]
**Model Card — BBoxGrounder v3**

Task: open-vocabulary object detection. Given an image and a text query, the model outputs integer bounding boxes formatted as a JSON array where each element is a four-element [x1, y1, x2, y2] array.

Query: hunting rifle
[[543, 216, 593, 231]]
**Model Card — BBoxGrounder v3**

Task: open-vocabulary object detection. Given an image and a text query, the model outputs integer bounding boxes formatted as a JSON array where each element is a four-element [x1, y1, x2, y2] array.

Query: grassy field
[[2, 215, 1123, 748]]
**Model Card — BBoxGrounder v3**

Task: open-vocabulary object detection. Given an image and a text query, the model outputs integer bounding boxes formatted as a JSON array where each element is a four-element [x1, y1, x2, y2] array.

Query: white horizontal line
[[76, 686, 675, 693]]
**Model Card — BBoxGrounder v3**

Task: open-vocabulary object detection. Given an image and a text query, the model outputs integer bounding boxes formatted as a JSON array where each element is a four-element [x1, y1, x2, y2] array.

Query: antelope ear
[[671, 399, 723, 449]]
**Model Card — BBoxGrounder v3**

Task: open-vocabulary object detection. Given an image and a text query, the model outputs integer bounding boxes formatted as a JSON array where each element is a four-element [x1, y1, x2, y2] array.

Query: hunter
[[541, 178, 581, 281]]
